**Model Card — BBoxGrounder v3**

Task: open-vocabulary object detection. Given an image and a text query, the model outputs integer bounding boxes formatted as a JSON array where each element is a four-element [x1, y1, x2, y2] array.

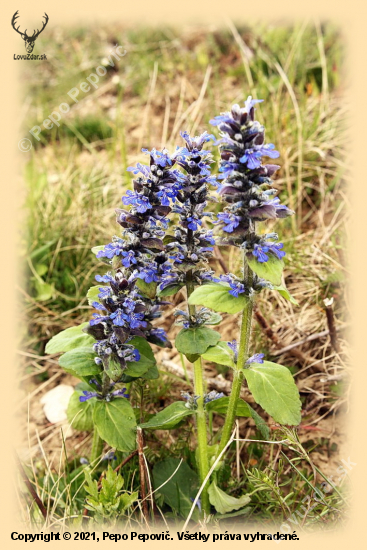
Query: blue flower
[[95, 273, 114, 283], [129, 349, 141, 362], [136, 263, 159, 283], [268, 242, 286, 260], [204, 390, 225, 404], [98, 287, 111, 300], [180, 130, 214, 149], [246, 353, 265, 364], [217, 212, 241, 233], [190, 497, 202, 513], [227, 340, 238, 362], [150, 328, 168, 342], [92, 301, 107, 311], [122, 190, 152, 213], [209, 113, 234, 126], [252, 242, 285, 263], [97, 241, 125, 259], [110, 387, 130, 399], [110, 310, 128, 327], [239, 144, 279, 170], [142, 147, 172, 168], [79, 390, 98, 402], [215, 274, 245, 297], [126, 162, 150, 177], [243, 96, 263, 112], [252, 243, 270, 263], [187, 217, 202, 231], [127, 311, 147, 330], [181, 392, 200, 409], [102, 451, 117, 461], [121, 250, 137, 268], [90, 313, 109, 326], [122, 296, 137, 312]]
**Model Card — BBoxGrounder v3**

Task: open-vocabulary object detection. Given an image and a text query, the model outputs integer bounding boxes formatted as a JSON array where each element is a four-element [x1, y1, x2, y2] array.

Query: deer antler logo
[[11, 11, 49, 53]]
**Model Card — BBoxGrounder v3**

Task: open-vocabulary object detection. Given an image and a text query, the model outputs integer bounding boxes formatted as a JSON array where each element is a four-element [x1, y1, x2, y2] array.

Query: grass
[[17, 21, 349, 531]]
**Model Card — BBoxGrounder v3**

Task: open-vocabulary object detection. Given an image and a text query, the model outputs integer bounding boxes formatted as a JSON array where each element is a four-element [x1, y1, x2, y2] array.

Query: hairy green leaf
[[175, 326, 220, 358], [208, 479, 251, 514], [153, 459, 200, 520], [91, 245, 105, 256], [67, 389, 95, 431], [272, 285, 299, 305], [93, 399, 136, 452], [142, 363, 159, 380], [247, 255, 284, 286], [135, 279, 157, 299], [205, 312, 223, 325], [206, 397, 251, 417], [188, 283, 247, 314], [247, 404, 270, 439], [123, 337, 156, 378], [201, 341, 235, 368], [157, 283, 185, 297], [45, 323, 95, 354], [59, 347, 102, 377], [139, 402, 194, 430], [243, 361, 301, 425], [87, 286, 104, 305]]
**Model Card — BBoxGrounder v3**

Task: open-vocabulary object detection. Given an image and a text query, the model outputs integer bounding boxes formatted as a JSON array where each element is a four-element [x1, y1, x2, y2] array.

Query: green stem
[[193, 357, 210, 515], [186, 269, 210, 516], [90, 429, 104, 464], [218, 256, 254, 455]]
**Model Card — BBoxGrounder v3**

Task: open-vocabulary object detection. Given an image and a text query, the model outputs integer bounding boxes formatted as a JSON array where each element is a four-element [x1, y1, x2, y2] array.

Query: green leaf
[[91, 245, 105, 256], [59, 347, 102, 378], [206, 397, 251, 417], [216, 507, 251, 519], [135, 279, 157, 299], [45, 323, 95, 354], [272, 285, 299, 305], [153, 459, 200, 520], [93, 399, 136, 452], [243, 361, 302, 425], [162, 235, 177, 245], [123, 337, 156, 378], [139, 402, 194, 430], [34, 280, 54, 301], [188, 283, 247, 314], [208, 479, 251, 514], [247, 254, 284, 286], [175, 326, 220, 358], [205, 312, 223, 325], [120, 491, 139, 513], [105, 357, 124, 383], [201, 341, 235, 368], [157, 284, 185, 297], [142, 364, 159, 380], [87, 286, 104, 305], [67, 390, 95, 431], [35, 263, 48, 277], [247, 404, 270, 440]]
